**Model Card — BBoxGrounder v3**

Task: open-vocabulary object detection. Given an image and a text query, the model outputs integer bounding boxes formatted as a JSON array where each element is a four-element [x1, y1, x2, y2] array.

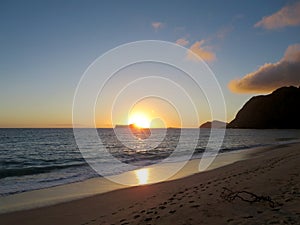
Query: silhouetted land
[[199, 120, 228, 128], [228, 86, 300, 129]]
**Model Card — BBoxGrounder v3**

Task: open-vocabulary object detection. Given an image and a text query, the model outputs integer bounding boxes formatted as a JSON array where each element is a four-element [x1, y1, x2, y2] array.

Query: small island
[[115, 124, 151, 139], [199, 120, 228, 129]]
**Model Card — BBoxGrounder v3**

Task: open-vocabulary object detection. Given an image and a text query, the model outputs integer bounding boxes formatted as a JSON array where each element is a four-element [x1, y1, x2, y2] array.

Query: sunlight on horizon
[[128, 113, 151, 128]]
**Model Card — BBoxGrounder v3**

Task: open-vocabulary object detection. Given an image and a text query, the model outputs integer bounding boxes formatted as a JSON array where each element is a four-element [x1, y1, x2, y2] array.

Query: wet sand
[[1, 143, 300, 224]]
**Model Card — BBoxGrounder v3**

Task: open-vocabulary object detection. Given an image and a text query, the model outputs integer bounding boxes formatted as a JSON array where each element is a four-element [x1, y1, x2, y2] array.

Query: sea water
[[0, 128, 299, 196]]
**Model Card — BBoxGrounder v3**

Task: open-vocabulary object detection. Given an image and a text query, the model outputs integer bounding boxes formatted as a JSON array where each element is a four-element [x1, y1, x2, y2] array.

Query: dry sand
[[1, 143, 300, 225]]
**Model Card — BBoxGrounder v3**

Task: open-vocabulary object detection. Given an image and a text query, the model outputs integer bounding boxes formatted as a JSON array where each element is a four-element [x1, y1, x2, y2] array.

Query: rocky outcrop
[[200, 120, 227, 128]]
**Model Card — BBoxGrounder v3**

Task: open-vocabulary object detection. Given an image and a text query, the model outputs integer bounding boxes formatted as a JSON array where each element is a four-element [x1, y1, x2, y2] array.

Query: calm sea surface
[[0, 128, 299, 196]]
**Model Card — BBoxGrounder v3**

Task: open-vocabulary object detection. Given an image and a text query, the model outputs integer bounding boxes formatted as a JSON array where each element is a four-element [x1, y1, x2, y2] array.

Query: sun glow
[[135, 168, 149, 185], [128, 113, 150, 128]]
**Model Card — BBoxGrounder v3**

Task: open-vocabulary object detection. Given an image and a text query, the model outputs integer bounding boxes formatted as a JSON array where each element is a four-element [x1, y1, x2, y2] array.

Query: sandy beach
[[1, 142, 300, 225]]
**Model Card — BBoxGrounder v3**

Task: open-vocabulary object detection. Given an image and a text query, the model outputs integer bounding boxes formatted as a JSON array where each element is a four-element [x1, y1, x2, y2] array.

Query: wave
[[0, 163, 87, 179], [219, 144, 267, 153]]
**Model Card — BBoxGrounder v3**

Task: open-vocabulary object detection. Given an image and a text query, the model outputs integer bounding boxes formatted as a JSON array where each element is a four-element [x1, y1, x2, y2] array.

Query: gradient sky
[[1, 0, 300, 128]]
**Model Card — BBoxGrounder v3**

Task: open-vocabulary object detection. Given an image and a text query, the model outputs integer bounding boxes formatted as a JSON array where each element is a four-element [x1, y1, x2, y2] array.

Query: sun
[[128, 113, 150, 128]]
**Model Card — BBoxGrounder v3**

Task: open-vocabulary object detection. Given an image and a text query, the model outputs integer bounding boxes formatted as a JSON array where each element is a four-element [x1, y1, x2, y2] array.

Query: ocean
[[0, 128, 299, 196]]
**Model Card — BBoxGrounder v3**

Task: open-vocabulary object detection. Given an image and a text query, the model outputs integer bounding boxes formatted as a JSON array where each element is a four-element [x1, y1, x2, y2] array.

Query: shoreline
[[0, 144, 269, 214], [1, 142, 299, 224], [0, 142, 300, 215]]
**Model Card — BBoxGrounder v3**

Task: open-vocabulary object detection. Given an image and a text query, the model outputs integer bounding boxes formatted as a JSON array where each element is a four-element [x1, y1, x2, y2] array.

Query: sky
[[0, 0, 300, 128]]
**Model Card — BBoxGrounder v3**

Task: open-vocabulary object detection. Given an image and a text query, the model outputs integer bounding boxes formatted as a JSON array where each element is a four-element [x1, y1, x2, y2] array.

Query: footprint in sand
[[144, 217, 152, 222], [227, 218, 234, 222], [169, 210, 176, 214], [133, 215, 140, 219]]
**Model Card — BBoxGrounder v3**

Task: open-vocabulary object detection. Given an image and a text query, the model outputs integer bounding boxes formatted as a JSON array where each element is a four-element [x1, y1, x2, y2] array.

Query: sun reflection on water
[[135, 168, 149, 185]]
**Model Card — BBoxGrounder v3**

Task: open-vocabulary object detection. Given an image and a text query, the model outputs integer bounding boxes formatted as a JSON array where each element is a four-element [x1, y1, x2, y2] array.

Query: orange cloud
[[229, 44, 300, 94], [255, 2, 300, 29], [187, 40, 216, 62], [176, 38, 189, 46], [151, 22, 165, 31]]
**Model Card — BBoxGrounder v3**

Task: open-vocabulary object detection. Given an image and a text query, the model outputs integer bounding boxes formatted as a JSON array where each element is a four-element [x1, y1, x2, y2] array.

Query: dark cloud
[[229, 44, 300, 93]]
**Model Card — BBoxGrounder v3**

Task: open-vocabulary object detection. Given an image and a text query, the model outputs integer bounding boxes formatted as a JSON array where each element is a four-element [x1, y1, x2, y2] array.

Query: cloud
[[151, 22, 165, 31], [187, 40, 216, 62], [229, 44, 300, 93], [255, 2, 300, 29], [176, 38, 189, 46]]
